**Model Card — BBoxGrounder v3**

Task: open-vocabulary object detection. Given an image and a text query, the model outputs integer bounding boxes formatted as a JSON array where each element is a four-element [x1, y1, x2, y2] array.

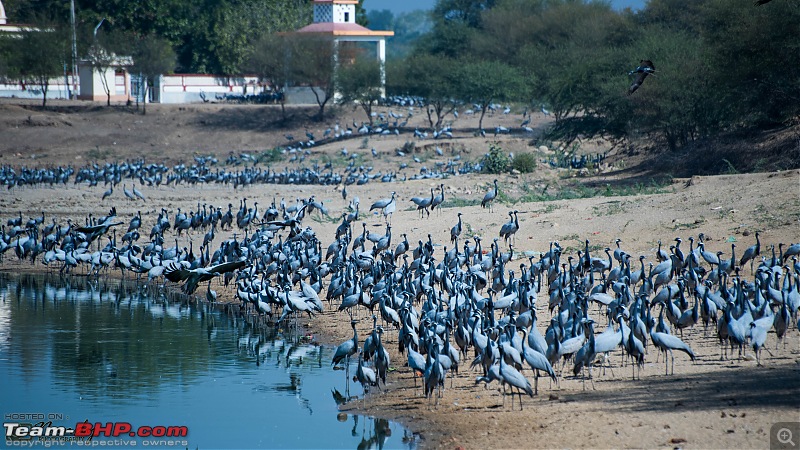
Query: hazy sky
[[364, 0, 647, 14]]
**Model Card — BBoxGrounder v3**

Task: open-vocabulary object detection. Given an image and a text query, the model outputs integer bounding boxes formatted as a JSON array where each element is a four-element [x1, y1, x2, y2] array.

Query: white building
[[293, 0, 394, 99], [78, 55, 133, 102]]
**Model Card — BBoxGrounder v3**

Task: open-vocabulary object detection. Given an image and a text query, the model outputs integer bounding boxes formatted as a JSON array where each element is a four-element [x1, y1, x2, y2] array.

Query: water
[[0, 274, 417, 449]]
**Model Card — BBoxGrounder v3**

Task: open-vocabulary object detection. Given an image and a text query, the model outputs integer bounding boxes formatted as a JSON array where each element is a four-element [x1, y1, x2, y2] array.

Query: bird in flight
[[628, 59, 655, 95], [165, 259, 247, 295]]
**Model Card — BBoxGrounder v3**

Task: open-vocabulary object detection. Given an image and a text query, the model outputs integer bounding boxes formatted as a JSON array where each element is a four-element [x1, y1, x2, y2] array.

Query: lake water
[[0, 274, 417, 449]]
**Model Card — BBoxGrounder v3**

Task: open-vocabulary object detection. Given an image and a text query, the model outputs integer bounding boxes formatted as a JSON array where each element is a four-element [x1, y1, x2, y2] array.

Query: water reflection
[[0, 273, 416, 449]]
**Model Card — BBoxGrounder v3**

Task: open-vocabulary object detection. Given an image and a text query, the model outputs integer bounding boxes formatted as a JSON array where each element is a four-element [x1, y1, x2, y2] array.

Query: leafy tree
[[456, 60, 523, 130], [366, 9, 393, 31], [7, 25, 69, 108], [417, 0, 496, 58], [433, 0, 496, 29], [336, 56, 383, 125], [368, 9, 433, 60], [20, 0, 311, 74], [3, 0, 71, 24], [291, 33, 336, 121], [388, 10, 432, 60], [130, 34, 176, 114], [390, 53, 459, 129], [697, 0, 800, 126], [0, 36, 12, 78], [202, 0, 311, 75], [471, 0, 547, 67], [416, 20, 474, 59], [247, 33, 293, 121], [639, 0, 707, 33], [86, 29, 131, 106], [355, 0, 368, 26]]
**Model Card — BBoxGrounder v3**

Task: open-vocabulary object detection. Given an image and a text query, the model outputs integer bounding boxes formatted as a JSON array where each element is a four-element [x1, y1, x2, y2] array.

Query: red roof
[[297, 22, 393, 36]]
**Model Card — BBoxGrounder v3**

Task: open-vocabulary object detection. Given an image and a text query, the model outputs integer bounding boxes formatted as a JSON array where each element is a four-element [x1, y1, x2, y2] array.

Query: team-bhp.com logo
[[5, 421, 188, 446]]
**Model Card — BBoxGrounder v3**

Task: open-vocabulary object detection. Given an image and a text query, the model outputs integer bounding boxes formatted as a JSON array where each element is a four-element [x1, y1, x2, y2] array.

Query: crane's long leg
[[632, 357, 635, 380], [581, 366, 586, 391], [665, 350, 669, 376], [606, 354, 615, 377]]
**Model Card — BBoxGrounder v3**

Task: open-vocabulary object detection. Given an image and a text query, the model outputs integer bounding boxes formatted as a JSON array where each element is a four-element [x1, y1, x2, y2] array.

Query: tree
[[368, 9, 434, 60], [247, 33, 293, 121], [697, 0, 800, 126], [336, 56, 382, 125], [202, 0, 311, 75], [417, 0, 496, 58], [0, 35, 12, 78], [433, 0, 496, 29], [355, 0, 368, 26], [7, 26, 69, 108], [291, 34, 336, 121], [86, 26, 139, 106], [391, 53, 459, 129], [86, 43, 116, 106], [456, 60, 523, 131], [130, 34, 176, 115], [366, 9, 393, 31]]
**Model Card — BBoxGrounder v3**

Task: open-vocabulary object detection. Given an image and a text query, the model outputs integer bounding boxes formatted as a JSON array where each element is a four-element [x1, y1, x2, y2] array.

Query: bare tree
[[86, 43, 116, 106], [336, 56, 383, 125], [7, 26, 68, 109], [247, 33, 293, 121], [131, 35, 176, 115], [291, 34, 336, 121], [86, 28, 131, 106]]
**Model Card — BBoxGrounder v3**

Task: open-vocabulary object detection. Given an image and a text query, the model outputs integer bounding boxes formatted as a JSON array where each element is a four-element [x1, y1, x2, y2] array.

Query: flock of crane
[[1, 171, 798, 410], [2, 100, 545, 193], [0, 152, 484, 193]]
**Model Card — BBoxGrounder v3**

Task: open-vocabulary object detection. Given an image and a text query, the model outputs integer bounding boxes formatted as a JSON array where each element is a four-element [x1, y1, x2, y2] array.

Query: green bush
[[481, 144, 510, 174], [511, 152, 537, 173], [257, 147, 284, 164]]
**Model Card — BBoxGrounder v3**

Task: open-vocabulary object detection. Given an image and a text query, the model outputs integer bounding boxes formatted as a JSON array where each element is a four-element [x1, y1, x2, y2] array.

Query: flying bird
[[164, 259, 247, 295], [628, 59, 655, 95]]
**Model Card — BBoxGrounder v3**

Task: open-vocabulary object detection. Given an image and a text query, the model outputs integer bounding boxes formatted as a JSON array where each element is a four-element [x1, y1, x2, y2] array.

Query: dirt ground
[[1, 98, 799, 449]]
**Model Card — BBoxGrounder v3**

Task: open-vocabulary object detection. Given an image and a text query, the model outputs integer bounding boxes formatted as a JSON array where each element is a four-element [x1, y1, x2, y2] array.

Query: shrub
[[511, 152, 537, 173], [481, 143, 510, 174], [257, 147, 284, 164]]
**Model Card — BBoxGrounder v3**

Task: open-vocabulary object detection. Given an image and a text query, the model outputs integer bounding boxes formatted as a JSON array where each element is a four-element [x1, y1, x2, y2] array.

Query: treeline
[[387, 0, 799, 148], [1, 0, 797, 145], [2, 0, 323, 74]]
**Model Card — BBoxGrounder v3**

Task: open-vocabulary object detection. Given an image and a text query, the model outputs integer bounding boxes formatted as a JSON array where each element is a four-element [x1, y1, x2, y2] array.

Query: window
[[344, 12, 350, 23]]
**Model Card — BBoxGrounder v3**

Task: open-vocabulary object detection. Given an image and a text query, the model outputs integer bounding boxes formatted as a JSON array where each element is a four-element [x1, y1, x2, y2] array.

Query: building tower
[[296, 0, 393, 94]]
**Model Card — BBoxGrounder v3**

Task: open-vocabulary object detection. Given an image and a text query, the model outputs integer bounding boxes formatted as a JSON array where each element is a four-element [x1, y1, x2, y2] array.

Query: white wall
[[0, 78, 75, 100], [154, 74, 264, 104]]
